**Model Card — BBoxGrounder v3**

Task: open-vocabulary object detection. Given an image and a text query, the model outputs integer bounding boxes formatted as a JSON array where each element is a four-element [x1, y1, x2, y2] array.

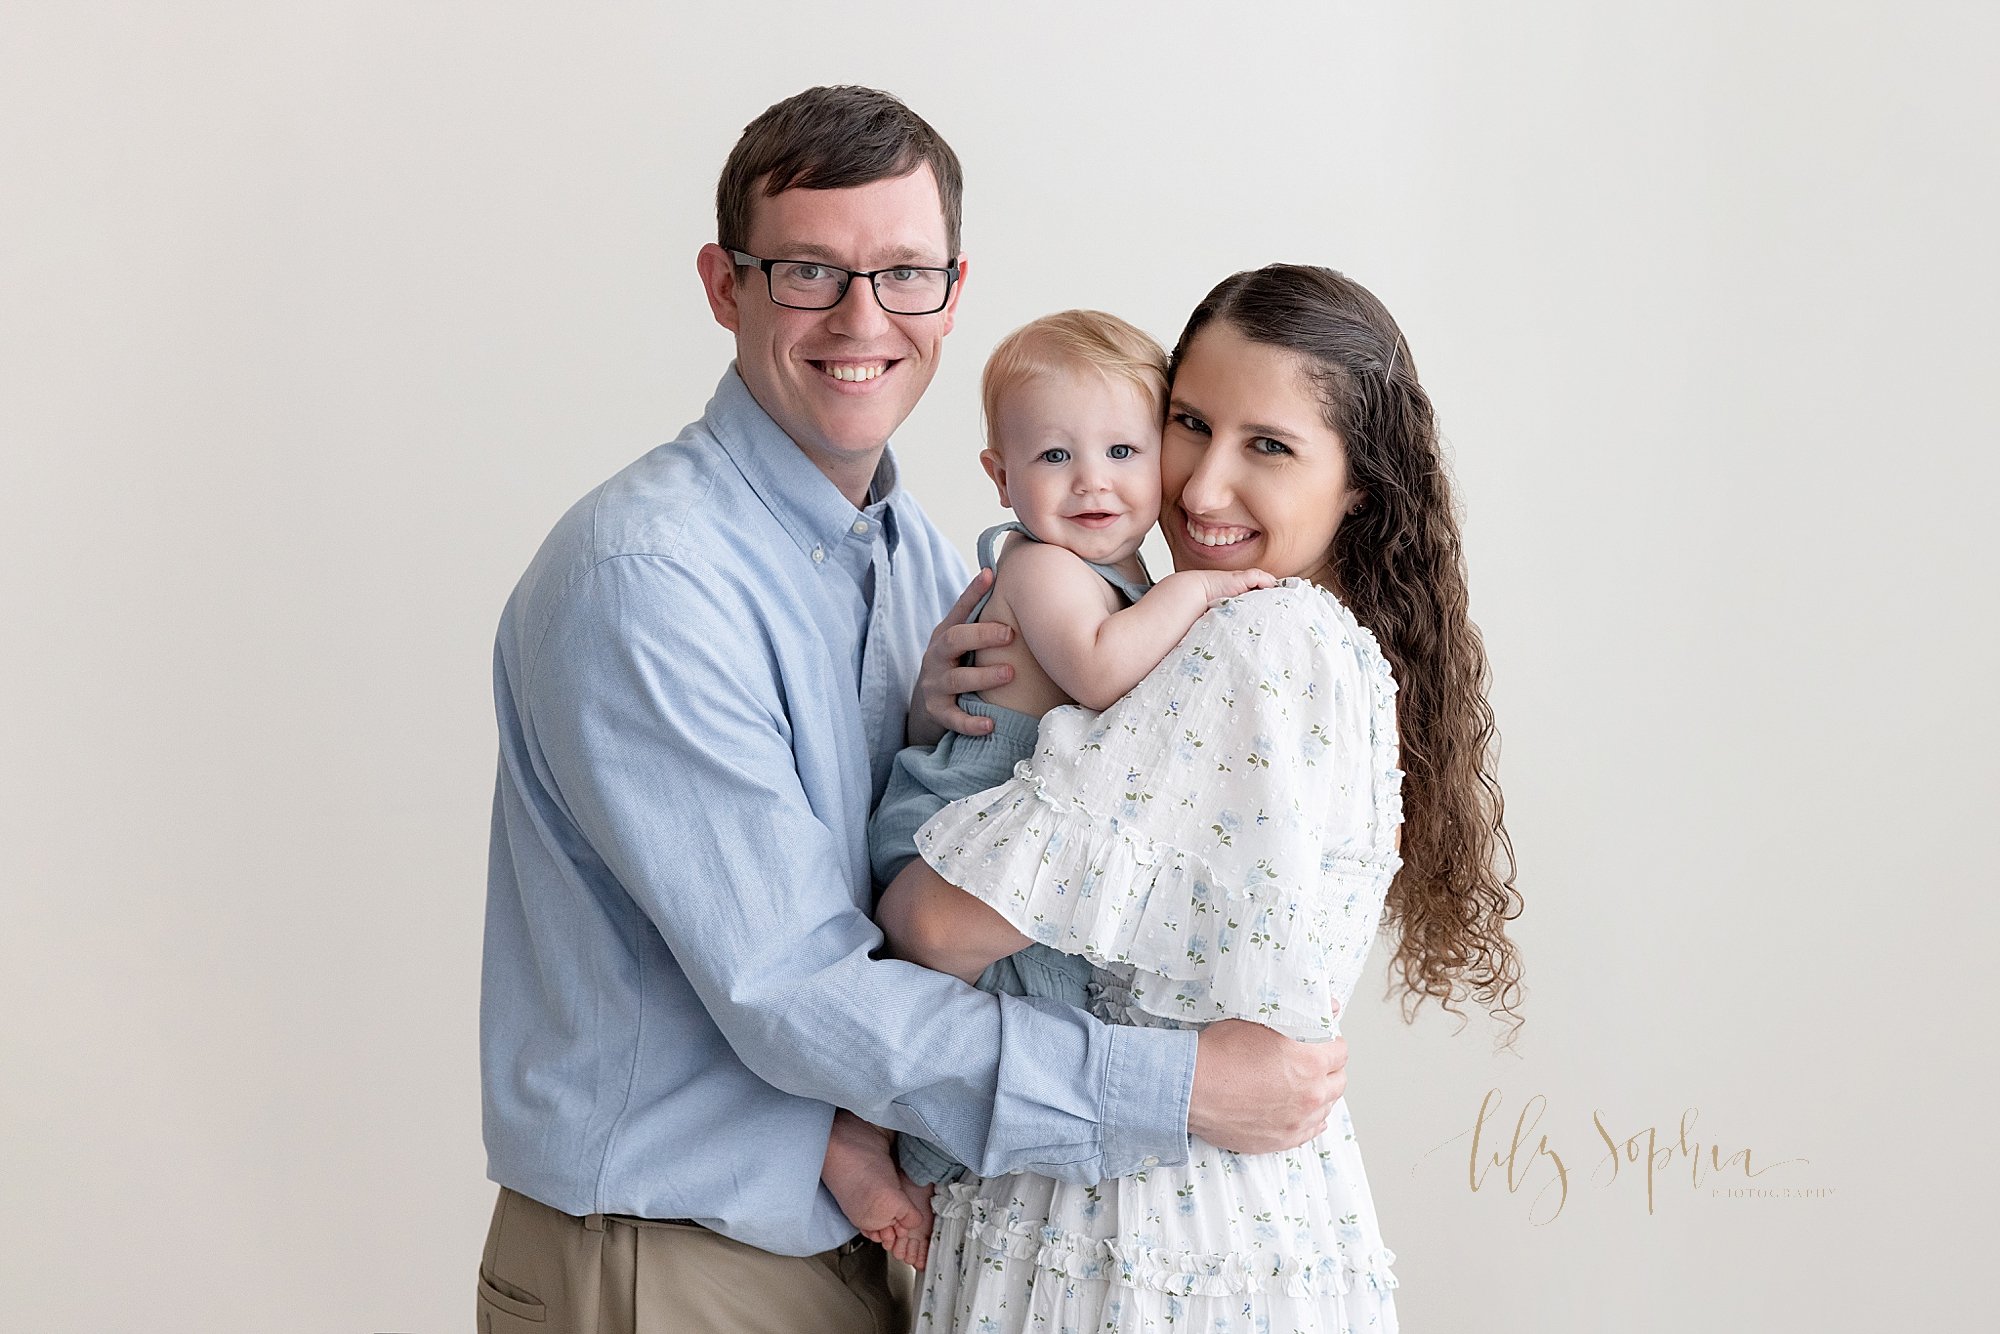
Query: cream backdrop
[[3, 3, 1994, 1331]]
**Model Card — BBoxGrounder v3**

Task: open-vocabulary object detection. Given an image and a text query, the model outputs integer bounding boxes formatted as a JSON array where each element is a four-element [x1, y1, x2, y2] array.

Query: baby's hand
[[1189, 566, 1277, 605]]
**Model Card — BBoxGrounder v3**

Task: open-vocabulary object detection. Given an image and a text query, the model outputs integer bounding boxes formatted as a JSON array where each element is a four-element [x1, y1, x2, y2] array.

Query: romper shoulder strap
[[970, 520, 1154, 621], [969, 521, 1038, 623]]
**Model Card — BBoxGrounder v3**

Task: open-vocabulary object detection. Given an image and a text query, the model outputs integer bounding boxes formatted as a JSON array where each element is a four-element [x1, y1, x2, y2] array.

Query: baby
[[819, 310, 1272, 1267]]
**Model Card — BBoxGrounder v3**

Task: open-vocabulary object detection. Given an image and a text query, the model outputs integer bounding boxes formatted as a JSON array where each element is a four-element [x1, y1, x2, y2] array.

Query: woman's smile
[[1180, 514, 1259, 549]]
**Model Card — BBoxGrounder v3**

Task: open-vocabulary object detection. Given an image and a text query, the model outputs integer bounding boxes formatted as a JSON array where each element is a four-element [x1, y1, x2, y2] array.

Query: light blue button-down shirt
[[481, 366, 1197, 1256]]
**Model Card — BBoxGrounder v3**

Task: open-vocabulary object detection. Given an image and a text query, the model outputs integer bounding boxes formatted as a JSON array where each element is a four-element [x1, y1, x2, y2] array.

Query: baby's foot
[[822, 1110, 933, 1269]]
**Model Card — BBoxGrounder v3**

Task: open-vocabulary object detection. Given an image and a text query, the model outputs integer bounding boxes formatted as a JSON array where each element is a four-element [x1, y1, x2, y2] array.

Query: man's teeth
[[822, 362, 887, 382], [1188, 520, 1254, 547]]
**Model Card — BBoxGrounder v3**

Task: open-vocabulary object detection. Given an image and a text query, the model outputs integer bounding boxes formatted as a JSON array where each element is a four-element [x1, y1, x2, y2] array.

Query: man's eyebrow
[[767, 241, 944, 266], [874, 244, 942, 265], [768, 242, 844, 262]]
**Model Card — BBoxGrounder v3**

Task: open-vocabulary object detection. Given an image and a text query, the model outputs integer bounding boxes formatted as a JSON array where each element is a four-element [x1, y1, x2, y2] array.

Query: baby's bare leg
[[821, 1109, 932, 1269], [875, 858, 1031, 983]]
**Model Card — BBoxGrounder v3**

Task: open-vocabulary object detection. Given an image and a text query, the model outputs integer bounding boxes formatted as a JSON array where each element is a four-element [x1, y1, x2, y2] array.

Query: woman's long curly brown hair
[[1170, 264, 1524, 1043]]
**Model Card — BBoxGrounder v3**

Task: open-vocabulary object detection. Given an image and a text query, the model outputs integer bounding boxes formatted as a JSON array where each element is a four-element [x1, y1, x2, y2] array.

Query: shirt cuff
[[1097, 1023, 1196, 1178]]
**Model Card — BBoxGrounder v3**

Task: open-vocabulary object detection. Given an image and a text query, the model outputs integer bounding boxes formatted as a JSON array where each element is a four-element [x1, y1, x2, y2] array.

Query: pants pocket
[[476, 1267, 546, 1330]]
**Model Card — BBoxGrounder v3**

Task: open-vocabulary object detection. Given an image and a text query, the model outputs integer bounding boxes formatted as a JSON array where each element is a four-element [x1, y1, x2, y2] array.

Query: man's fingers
[[938, 568, 994, 628], [944, 663, 1013, 697], [932, 703, 990, 736], [936, 619, 1013, 656]]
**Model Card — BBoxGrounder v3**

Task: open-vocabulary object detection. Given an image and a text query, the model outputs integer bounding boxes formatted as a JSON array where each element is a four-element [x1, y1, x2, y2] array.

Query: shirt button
[[1141, 1155, 1159, 1167], [810, 545, 825, 563], [851, 520, 869, 535]]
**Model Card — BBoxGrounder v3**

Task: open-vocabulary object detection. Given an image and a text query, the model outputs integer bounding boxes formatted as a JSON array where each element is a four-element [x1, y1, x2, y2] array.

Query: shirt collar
[[706, 363, 904, 565]]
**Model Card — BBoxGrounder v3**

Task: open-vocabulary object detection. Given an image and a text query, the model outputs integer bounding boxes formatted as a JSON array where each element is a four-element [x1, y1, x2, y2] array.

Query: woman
[[886, 264, 1523, 1333]]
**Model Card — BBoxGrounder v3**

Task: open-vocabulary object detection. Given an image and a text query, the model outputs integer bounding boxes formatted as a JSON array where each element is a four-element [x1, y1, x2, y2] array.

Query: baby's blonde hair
[[980, 310, 1169, 454]]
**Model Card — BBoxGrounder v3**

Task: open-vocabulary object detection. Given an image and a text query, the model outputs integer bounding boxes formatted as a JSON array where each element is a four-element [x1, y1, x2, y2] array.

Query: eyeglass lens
[[768, 261, 950, 314]]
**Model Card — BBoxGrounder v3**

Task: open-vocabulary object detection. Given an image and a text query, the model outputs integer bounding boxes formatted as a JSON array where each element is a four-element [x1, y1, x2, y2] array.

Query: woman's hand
[[907, 569, 1015, 747]]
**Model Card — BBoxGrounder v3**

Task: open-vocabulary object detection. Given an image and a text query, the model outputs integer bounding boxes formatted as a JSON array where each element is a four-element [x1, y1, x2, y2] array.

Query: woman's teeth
[[821, 362, 887, 382], [1186, 518, 1255, 547]]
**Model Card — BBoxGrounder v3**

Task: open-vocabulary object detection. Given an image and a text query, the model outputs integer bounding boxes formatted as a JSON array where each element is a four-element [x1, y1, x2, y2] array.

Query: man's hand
[[1187, 1018, 1349, 1154], [907, 569, 1015, 747]]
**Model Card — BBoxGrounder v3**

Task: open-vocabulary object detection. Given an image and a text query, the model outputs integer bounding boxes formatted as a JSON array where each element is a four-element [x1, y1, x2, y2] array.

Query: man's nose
[[825, 273, 891, 338]]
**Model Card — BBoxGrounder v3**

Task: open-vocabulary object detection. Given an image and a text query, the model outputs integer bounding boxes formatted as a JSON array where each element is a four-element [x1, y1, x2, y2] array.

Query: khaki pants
[[476, 1187, 915, 1334]]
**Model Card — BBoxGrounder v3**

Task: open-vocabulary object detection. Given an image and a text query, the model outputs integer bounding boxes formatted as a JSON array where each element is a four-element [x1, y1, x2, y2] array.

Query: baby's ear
[[979, 449, 1011, 507]]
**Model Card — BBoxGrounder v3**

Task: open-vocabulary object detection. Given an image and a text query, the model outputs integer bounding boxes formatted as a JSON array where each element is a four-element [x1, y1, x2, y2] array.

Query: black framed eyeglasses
[[728, 249, 958, 315]]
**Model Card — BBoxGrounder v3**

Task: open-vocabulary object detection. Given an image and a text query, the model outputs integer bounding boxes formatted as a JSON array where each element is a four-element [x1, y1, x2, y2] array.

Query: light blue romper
[[868, 520, 1152, 1186]]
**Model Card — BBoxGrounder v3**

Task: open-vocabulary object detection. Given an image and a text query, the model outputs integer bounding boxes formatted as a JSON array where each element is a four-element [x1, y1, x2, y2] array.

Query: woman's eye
[[1170, 412, 1210, 435], [1107, 444, 1136, 460], [1038, 447, 1071, 464], [1252, 437, 1293, 456]]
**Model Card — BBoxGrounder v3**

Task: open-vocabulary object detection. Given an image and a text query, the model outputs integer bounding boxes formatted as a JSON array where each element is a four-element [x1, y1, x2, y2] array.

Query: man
[[477, 85, 1350, 1334]]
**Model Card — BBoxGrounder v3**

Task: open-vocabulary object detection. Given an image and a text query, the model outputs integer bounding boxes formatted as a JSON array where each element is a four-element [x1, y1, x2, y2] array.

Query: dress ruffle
[[916, 580, 1403, 1041], [933, 1181, 1400, 1301], [918, 1098, 1401, 1334]]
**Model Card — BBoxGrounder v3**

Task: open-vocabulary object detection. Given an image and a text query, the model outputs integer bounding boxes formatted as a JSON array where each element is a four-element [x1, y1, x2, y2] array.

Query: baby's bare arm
[[1001, 542, 1273, 711]]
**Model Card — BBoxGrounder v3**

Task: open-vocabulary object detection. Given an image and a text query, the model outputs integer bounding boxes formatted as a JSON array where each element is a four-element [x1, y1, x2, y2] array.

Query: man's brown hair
[[716, 85, 963, 259]]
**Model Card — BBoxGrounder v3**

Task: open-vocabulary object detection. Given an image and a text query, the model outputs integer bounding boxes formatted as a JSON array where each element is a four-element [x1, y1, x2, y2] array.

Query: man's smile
[[807, 358, 902, 391]]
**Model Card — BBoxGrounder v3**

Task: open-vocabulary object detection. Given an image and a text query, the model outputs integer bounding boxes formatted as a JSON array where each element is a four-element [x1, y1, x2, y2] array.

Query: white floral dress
[[911, 579, 1405, 1334]]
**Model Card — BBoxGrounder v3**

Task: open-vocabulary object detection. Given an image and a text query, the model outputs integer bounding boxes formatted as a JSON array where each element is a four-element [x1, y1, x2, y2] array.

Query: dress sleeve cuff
[[1097, 1023, 1196, 1177]]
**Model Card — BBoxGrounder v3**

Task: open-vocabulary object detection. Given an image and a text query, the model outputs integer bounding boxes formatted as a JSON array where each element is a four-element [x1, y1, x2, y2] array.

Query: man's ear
[[939, 254, 970, 336], [979, 447, 1010, 507], [696, 244, 743, 333]]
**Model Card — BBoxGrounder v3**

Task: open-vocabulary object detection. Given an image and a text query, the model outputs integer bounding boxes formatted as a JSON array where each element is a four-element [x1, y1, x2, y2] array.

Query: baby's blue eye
[[1108, 444, 1136, 460], [1039, 447, 1071, 464]]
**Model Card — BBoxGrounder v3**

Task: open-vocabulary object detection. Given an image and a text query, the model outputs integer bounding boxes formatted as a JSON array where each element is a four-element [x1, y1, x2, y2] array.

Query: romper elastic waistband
[[956, 694, 1043, 758]]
